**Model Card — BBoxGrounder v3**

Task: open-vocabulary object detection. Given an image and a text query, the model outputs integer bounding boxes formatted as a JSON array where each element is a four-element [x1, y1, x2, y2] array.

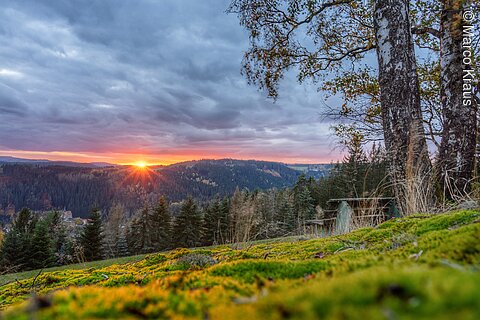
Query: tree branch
[[411, 26, 441, 38]]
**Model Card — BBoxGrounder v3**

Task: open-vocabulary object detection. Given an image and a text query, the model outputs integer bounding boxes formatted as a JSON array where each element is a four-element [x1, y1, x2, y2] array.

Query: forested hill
[[0, 159, 324, 217], [0, 156, 114, 168]]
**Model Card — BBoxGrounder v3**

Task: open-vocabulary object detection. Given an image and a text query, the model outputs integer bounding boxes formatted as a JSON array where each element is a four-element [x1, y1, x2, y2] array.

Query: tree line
[[0, 160, 300, 218], [0, 147, 387, 272]]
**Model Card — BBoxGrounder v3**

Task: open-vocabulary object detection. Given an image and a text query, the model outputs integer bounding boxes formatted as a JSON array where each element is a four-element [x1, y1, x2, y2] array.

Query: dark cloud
[[0, 0, 341, 162], [0, 84, 29, 116]]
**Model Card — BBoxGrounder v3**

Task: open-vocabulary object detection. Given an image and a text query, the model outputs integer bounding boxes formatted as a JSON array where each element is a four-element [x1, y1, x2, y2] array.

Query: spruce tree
[[127, 205, 151, 254], [46, 210, 66, 263], [0, 230, 30, 271], [15, 208, 35, 234], [296, 188, 315, 225], [219, 197, 230, 243], [151, 196, 172, 251], [202, 199, 222, 245], [172, 197, 203, 248], [30, 219, 55, 269], [115, 228, 130, 257], [293, 176, 316, 229], [80, 209, 104, 262], [276, 190, 295, 234], [0, 208, 35, 271]]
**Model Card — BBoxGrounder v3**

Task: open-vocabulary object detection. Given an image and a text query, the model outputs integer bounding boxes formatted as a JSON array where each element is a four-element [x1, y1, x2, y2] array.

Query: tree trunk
[[437, 0, 478, 200], [373, 0, 432, 214]]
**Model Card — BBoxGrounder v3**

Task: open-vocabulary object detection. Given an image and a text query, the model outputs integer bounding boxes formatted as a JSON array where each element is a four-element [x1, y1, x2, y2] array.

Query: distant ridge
[[0, 156, 115, 168]]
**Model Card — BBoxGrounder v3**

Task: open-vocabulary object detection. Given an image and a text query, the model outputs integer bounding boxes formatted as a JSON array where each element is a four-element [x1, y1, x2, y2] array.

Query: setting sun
[[135, 161, 147, 168]]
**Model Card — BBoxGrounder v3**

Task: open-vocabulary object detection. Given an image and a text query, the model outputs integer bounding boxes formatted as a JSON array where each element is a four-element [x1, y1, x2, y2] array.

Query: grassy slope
[[0, 210, 479, 319]]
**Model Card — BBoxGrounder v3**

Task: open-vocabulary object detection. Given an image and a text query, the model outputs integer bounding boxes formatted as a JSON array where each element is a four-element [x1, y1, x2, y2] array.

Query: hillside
[[0, 159, 307, 217], [1, 209, 479, 319], [0, 156, 114, 168], [287, 163, 333, 179]]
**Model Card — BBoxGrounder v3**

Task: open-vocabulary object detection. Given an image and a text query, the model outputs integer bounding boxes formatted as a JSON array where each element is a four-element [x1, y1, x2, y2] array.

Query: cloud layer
[[0, 0, 341, 164]]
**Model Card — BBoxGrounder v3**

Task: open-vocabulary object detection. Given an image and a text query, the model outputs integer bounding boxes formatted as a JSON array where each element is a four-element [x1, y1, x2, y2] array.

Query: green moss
[[412, 211, 479, 235], [230, 267, 480, 320], [1, 210, 479, 319], [141, 253, 168, 267], [210, 260, 330, 283]]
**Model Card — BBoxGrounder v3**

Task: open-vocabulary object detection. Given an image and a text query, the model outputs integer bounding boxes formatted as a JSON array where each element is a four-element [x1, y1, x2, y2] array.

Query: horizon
[[0, 153, 334, 166]]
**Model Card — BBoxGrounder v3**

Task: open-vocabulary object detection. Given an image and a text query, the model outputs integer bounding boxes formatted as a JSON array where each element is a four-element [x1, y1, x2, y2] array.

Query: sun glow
[[123, 160, 159, 187], [135, 161, 147, 168]]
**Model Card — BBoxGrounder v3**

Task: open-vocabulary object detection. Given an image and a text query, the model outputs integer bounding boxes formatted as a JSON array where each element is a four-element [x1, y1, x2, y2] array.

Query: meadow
[[0, 209, 479, 319]]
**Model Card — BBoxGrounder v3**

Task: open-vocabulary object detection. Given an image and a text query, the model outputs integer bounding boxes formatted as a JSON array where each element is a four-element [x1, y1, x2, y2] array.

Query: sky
[[0, 0, 342, 165]]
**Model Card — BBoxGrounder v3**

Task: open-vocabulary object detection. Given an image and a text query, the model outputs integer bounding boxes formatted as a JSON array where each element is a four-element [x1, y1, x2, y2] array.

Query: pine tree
[[202, 199, 223, 245], [127, 205, 151, 254], [0, 208, 35, 271], [340, 132, 369, 197], [219, 197, 230, 243], [296, 188, 315, 227], [151, 196, 172, 251], [115, 228, 130, 257], [293, 175, 316, 229], [0, 230, 30, 271], [172, 197, 203, 248], [127, 215, 143, 255], [30, 219, 55, 269], [276, 189, 295, 234], [80, 209, 104, 262], [46, 210, 66, 263], [15, 208, 35, 234]]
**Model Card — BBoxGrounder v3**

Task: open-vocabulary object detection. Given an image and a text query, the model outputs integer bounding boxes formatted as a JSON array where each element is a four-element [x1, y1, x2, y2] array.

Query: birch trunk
[[437, 0, 478, 199], [373, 0, 432, 214]]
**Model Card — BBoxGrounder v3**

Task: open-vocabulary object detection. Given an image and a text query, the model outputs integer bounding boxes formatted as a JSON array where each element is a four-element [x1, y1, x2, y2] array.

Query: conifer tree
[[296, 188, 315, 226], [0, 208, 35, 271], [151, 196, 172, 251], [127, 205, 152, 254], [219, 197, 230, 243], [0, 230, 30, 271], [46, 210, 67, 262], [15, 208, 35, 234], [293, 175, 316, 229], [341, 132, 369, 197], [30, 219, 55, 269], [172, 197, 203, 248], [80, 208, 104, 262], [276, 190, 295, 234], [202, 199, 223, 245], [115, 228, 130, 257]]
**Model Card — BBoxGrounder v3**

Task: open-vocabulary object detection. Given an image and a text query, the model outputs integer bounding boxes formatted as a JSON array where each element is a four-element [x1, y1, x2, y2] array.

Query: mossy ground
[[0, 254, 149, 286], [1, 210, 479, 319]]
